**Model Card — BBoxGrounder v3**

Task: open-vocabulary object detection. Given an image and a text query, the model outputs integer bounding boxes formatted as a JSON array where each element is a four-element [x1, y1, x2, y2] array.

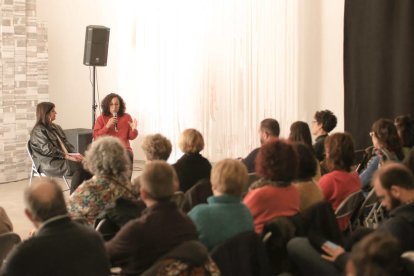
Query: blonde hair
[[140, 161, 177, 200], [83, 136, 130, 183], [141, 134, 172, 161], [179, 128, 204, 153], [211, 159, 248, 196]]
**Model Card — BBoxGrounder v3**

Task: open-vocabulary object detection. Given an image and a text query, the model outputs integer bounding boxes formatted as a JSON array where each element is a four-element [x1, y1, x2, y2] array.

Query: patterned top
[[68, 177, 135, 225]]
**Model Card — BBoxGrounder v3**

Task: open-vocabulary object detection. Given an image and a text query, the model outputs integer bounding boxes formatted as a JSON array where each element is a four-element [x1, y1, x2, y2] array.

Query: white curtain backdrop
[[116, 0, 299, 162]]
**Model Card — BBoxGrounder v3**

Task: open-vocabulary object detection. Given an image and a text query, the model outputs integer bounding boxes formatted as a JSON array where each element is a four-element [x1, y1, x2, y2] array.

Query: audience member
[[346, 232, 402, 276], [173, 128, 211, 192], [287, 163, 414, 275], [243, 139, 300, 234], [242, 118, 280, 173], [68, 136, 136, 225], [289, 121, 313, 151], [93, 93, 138, 166], [0, 178, 109, 276], [360, 118, 404, 194], [394, 115, 414, 159], [188, 159, 254, 250], [106, 161, 198, 275], [319, 133, 361, 231], [289, 122, 321, 180], [312, 110, 337, 162], [0, 207, 13, 234], [141, 133, 172, 161], [291, 143, 323, 211], [29, 102, 92, 193]]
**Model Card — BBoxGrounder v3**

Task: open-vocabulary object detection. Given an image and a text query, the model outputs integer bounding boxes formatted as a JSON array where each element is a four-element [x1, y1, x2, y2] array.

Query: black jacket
[[0, 216, 110, 276], [173, 153, 211, 193], [30, 123, 74, 176]]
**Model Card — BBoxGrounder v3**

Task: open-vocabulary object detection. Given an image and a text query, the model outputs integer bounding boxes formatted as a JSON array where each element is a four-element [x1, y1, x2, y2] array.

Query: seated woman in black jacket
[[29, 102, 92, 193]]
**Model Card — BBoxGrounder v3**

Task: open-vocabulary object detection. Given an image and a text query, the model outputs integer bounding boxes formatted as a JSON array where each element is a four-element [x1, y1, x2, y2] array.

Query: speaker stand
[[92, 66, 97, 129]]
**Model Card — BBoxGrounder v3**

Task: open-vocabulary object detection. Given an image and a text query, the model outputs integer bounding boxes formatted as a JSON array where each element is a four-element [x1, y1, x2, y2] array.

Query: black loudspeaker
[[64, 128, 93, 155], [83, 25, 110, 66]]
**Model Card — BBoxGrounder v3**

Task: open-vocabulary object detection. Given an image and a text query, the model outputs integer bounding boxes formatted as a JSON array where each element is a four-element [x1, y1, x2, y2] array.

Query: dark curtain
[[344, 0, 414, 150]]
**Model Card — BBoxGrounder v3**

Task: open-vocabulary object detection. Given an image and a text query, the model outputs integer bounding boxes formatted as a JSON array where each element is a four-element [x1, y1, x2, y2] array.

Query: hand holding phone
[[321, 240, 345, 262]]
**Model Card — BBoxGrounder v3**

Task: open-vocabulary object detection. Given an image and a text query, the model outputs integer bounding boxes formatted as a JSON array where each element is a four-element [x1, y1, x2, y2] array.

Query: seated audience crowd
[[2, 103, 414, 275]]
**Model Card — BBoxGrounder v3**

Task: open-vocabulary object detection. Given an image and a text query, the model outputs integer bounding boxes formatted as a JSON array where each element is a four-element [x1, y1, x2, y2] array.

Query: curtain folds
[[117, 0, 299, 162]]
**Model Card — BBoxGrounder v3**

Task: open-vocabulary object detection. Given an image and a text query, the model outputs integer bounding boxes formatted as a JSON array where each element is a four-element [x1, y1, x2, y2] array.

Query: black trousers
[[68, 160, 92, 194]]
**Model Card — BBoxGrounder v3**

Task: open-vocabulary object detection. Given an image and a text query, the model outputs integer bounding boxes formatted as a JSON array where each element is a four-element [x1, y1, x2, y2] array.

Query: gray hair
[[141, 133, 172, 161], [24, 178, 67, 222], [83, 136, 130, 182]]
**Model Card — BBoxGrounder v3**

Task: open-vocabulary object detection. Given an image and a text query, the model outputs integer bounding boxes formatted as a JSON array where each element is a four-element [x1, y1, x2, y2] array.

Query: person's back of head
[[141, 133, 172, 161], [256, 139, 298, 185], [314, 110, 337, 133], [260, 118, 280, 137], [179, 128, 205, 154], [289, 121, 313, 150], [293, 142, 317, 180], [374, 162, 414, 191], [140, 161, 177, 201], [211, 159, 248, 197], [24, 178, 67, 224], [348, 232, 402, 276], [83, 136, 130, 181], [394, 115, 414, 148], [324, 132, 355, 172], [371, 118, 402, 158]]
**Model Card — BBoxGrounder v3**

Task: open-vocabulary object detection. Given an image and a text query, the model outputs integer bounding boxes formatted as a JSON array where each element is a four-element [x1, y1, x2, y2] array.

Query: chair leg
[[62, 176, 70, 191]]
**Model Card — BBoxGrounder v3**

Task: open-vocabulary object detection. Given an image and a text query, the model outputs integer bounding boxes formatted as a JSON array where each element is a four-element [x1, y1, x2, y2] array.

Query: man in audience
[[189, 159, 254, 250], [0, 178, 110, 276], [106, 161, 198, 275], [287, 163, 414, 275], [311, 110, 337, 161], [242, 118, 280, 172]]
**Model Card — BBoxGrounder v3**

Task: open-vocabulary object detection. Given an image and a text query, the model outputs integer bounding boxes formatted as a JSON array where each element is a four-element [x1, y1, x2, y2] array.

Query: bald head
[[25, 178, 67, 222]]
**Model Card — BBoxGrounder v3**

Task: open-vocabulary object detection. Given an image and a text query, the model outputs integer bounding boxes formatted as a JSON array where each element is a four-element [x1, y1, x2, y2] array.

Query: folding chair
[[26, 141, 70, 191], [335, 190, 365, 232]]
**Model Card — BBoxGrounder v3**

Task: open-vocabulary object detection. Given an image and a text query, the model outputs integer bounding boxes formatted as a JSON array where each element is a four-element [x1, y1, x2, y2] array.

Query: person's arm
[[321, 242, 349, 272], [359, 156, 380, 192], [93, 115, 111, 138], [126, 114, 138, 140]]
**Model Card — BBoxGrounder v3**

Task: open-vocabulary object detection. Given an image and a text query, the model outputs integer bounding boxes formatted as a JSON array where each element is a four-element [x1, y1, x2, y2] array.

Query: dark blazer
[[173, 153, 212, 193], [0, 216, 110, 276], [313, 134, 328, 162], [30, 123, 75, 176], [242, 148, 260, 173]]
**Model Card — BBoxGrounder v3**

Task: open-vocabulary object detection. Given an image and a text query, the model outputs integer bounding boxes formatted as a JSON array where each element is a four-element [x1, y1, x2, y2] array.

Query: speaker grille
[[83, 25, 110, 66]]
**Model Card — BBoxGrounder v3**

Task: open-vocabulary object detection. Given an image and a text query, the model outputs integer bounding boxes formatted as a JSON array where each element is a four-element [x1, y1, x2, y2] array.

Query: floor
[[0, 161, 144, 239]]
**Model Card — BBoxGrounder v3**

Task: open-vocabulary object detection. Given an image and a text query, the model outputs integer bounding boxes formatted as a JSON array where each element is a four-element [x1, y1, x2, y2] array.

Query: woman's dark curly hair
[[394, 115, 414, 148], [314, 110, 337, 133], [371, 118, 403, 159], [324, 132, 355, 172], [255, 138, 298, 185], [101, 93, 126, 116]]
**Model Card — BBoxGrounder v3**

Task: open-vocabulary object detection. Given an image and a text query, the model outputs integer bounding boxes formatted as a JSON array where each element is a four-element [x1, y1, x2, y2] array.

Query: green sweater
[[188, 194, 254, 250]]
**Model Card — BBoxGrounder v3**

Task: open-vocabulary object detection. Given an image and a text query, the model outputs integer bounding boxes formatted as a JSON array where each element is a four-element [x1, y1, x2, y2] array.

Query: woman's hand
[[105, 117, 117, 129], [129, 118, 138, 131], [321, 243, 345, 262], [65, 154, 82, 162]]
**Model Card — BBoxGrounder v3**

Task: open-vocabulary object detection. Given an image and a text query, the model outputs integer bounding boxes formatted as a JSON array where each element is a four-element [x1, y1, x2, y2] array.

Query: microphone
[[112, 112, 118, 132]]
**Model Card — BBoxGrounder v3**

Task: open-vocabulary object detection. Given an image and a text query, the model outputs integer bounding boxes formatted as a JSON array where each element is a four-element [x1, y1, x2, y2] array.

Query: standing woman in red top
[[93, 93, 138, 167]]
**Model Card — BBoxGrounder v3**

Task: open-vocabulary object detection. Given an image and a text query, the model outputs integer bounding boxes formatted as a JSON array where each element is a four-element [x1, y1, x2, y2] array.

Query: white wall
[[36, 0, 345, 160]]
